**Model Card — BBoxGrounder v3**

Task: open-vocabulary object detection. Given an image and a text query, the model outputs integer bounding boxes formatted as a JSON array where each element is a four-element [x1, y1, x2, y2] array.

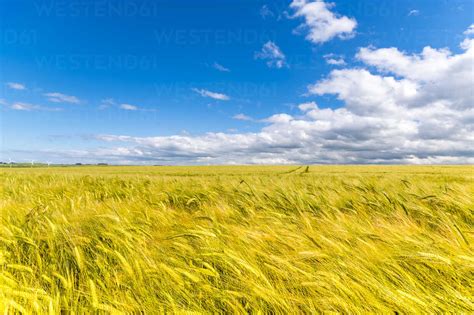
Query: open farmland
[[0, 165, 472, 313]]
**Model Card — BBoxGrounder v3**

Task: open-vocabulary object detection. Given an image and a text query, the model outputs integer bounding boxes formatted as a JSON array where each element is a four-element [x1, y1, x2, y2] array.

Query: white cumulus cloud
[[260, 4, 274, 19], [99, 98, 116, 110], [233, 113, 253, 121], [212, 62, 230, 72], [463, 24, 474, 36], [356, 43, 473, 110], [192, 88, 230, 101], [6, 82, 26, 90], [255, 41, 287, 68], [120, 104, 139, 111], [11, 102, 37, 111], [298, 101, 318, 112], [11, 102, 61, 112], [290, 0, 357, 44], [323, 54, 346, 66], [44, 92, 80, 104]]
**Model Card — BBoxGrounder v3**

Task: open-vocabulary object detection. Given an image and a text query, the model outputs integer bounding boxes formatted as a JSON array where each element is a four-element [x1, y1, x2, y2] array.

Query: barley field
[[0, 165, 472, 313]]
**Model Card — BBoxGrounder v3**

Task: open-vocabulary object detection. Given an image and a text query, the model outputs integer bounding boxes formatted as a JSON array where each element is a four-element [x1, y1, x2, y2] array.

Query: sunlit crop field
[[0, 165, 472, 313]]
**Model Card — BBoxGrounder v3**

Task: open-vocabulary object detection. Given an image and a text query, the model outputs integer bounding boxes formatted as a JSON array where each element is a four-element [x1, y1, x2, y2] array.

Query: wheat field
[[0, 165, 472, 313]]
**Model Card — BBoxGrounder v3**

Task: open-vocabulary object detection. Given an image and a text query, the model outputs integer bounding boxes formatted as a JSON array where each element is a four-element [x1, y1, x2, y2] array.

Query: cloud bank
[[79, 36, 472, 165], [7, 28, 473, 165]]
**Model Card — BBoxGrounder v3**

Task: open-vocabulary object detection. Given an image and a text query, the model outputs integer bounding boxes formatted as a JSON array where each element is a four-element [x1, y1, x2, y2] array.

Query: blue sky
[[1, 0, 473, 164]]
